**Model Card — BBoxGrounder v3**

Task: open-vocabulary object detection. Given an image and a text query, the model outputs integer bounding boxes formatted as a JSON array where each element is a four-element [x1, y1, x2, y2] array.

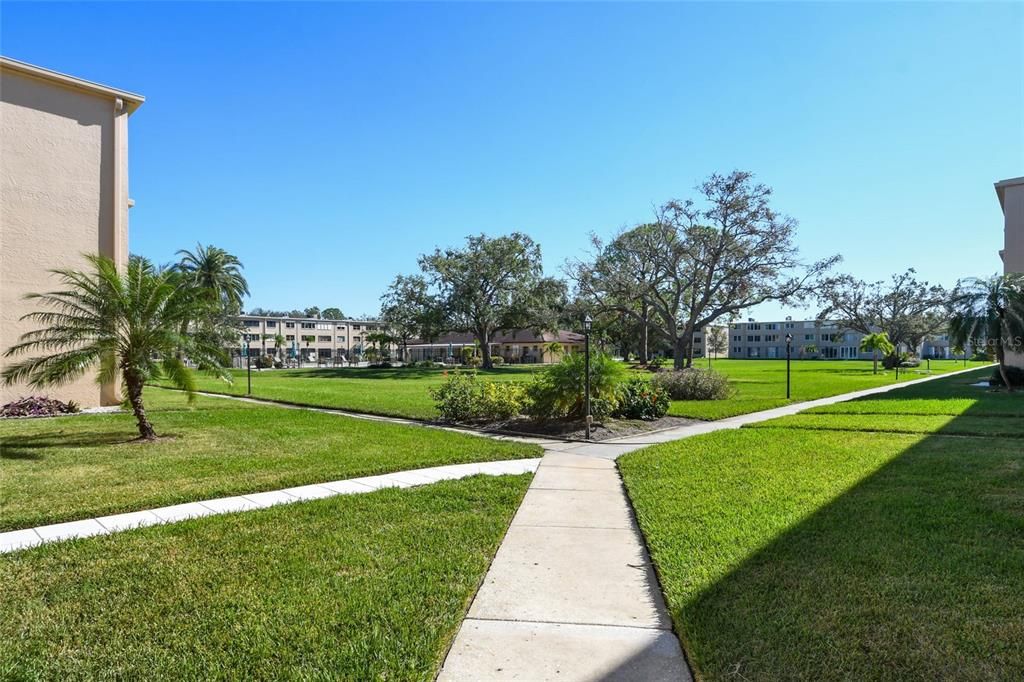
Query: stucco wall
[[1001, 181, 1024, 368], [1, 69, 127, 407]]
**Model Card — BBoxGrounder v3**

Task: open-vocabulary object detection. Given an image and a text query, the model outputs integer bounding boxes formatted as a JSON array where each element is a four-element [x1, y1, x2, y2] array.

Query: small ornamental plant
[[614, 377, 670, 420]]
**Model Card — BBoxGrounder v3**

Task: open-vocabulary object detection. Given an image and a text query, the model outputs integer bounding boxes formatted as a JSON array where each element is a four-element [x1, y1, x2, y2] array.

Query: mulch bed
[[479, 414, 701, 442]]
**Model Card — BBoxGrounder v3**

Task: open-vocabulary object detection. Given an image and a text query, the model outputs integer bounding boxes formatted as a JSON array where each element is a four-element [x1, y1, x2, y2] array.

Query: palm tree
[[949, 274, 1024, 391], [274, 333, 286, 361], [175, 243, 250, 315], [859, 332, 895, 374], [543, 341, 564, 363], [2, 255, 230, 440]]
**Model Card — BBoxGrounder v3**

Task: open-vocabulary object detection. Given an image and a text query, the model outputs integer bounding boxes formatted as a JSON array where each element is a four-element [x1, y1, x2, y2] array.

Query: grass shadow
[[669, 382, 1024, 678]]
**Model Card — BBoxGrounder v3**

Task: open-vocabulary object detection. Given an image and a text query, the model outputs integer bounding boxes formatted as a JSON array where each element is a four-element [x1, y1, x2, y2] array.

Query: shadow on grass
[[247, 367, 538, 381], [673, 395, 1024, 679], [1, 430, 141, 458]]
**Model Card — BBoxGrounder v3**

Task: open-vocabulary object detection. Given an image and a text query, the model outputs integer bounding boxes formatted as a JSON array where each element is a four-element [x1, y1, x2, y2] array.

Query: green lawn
[[666, 358, 991, 419], [159, 359, 991, 422], [0, 474, 530, 680], [158, 365, 539, 420], [619, 368, 1024, 679], [0, 387, 540, 531]]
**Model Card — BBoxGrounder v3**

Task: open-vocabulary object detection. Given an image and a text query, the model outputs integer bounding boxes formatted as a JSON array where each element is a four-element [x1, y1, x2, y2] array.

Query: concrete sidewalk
[[438, 451, 691, 682], [0, 457, 541, 554]]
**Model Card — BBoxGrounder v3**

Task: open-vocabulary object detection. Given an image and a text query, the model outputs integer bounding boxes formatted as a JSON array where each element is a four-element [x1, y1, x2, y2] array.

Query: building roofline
[[0, 56, 145, 114], [995, 176, 1024, 212], [239, 315, 381, 324]]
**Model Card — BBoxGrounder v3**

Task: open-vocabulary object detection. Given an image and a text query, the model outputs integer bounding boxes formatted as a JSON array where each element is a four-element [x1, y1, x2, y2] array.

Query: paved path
[[438, 365, 987, 680], [0, 458, 541, 554]]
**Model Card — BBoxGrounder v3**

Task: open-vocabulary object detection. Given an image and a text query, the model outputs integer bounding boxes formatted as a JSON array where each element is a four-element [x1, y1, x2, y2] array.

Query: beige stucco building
[[1, 57, 144, 407], [996, 176, 1024, 368]]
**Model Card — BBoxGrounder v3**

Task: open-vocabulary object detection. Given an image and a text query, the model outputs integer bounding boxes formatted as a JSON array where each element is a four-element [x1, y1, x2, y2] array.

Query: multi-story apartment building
[[996, 176, 1024, 369], [1, 58, 144, 407], [234, 315, 387, 364], [728, 318, 957, 360], [405, 329, 585, 364]]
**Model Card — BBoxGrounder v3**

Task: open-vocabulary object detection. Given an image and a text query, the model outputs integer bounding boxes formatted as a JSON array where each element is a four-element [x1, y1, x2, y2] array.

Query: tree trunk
[[872, 351, 878, 374], [478, 330, 492, 369], [996, 343, 1014, 392], [673, 336, 688, 370], [125, 371, 156, 440], [639, 307, 649, 365]]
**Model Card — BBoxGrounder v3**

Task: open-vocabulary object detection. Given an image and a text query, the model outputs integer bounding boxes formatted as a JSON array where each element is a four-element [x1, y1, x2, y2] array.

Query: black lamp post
[[245, 342, 252, 395], [785, 333, 793, 400], [583, 315, 593, 440]]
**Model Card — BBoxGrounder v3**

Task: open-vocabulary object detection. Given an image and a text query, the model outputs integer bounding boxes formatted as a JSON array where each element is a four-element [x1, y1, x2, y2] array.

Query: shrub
[[410, 360, 437, 368], [524, 352, 625, 421], [479, 380, 527, 420], [990, 365, 1024, 388], [368, 361, 393, 369], [429, 371, 527, 422], [614, 377, 670, 420], [257, 355, 275, 369], [1, 396, 80, 418], [490, 356, 505, 366], [651, 368, 731, 401], [647, 357, 666, 372]]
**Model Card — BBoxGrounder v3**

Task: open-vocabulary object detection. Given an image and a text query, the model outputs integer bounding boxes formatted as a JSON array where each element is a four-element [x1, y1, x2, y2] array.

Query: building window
[[285, 322, 295, 329], [353, 336, 361, 343], [805, 334, 814, 341], [317, 323, 330, 330], [352, 325, 361, 330], [243, 320, 260, 328], [318, 335, 331, 342], [266, 321, 277, 328], [286, 335, 295, 341], [301, 322, 316, 329], [766, 323, 778, 330], [338, 336, 346, 343]]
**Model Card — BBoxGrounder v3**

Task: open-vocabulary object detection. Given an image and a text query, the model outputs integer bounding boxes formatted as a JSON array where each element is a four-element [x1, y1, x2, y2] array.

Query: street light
[[785, 333, 793, 400], [244, 342, 252, 396], [583, 315, 593, 440]]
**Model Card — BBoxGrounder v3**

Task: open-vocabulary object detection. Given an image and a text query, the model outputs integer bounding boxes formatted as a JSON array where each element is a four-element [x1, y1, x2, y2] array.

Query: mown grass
[[158, 365, 538, 420], [0, 474, 530, 680], [619, 369, 1024, 679], [0, 388, 540, 531], [665, 359, 990, 419], [159, 359, 989, 422]]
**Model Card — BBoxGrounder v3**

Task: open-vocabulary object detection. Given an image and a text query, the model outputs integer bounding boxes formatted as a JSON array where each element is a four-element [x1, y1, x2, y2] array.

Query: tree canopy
[[817, 268, 947, 357], [571, 171, 836, 369], [414, 233, 565, 369]]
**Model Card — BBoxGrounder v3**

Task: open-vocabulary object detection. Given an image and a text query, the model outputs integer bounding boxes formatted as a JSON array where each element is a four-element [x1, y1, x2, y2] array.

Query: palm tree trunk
[[873, 350, 878, 374], [996, 343, 1014, 392], [124, 371, 156, 440]]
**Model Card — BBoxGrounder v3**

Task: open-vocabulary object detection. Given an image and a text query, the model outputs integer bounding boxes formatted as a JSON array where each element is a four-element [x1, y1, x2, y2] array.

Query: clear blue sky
[[4, 2, 1022, 321]]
